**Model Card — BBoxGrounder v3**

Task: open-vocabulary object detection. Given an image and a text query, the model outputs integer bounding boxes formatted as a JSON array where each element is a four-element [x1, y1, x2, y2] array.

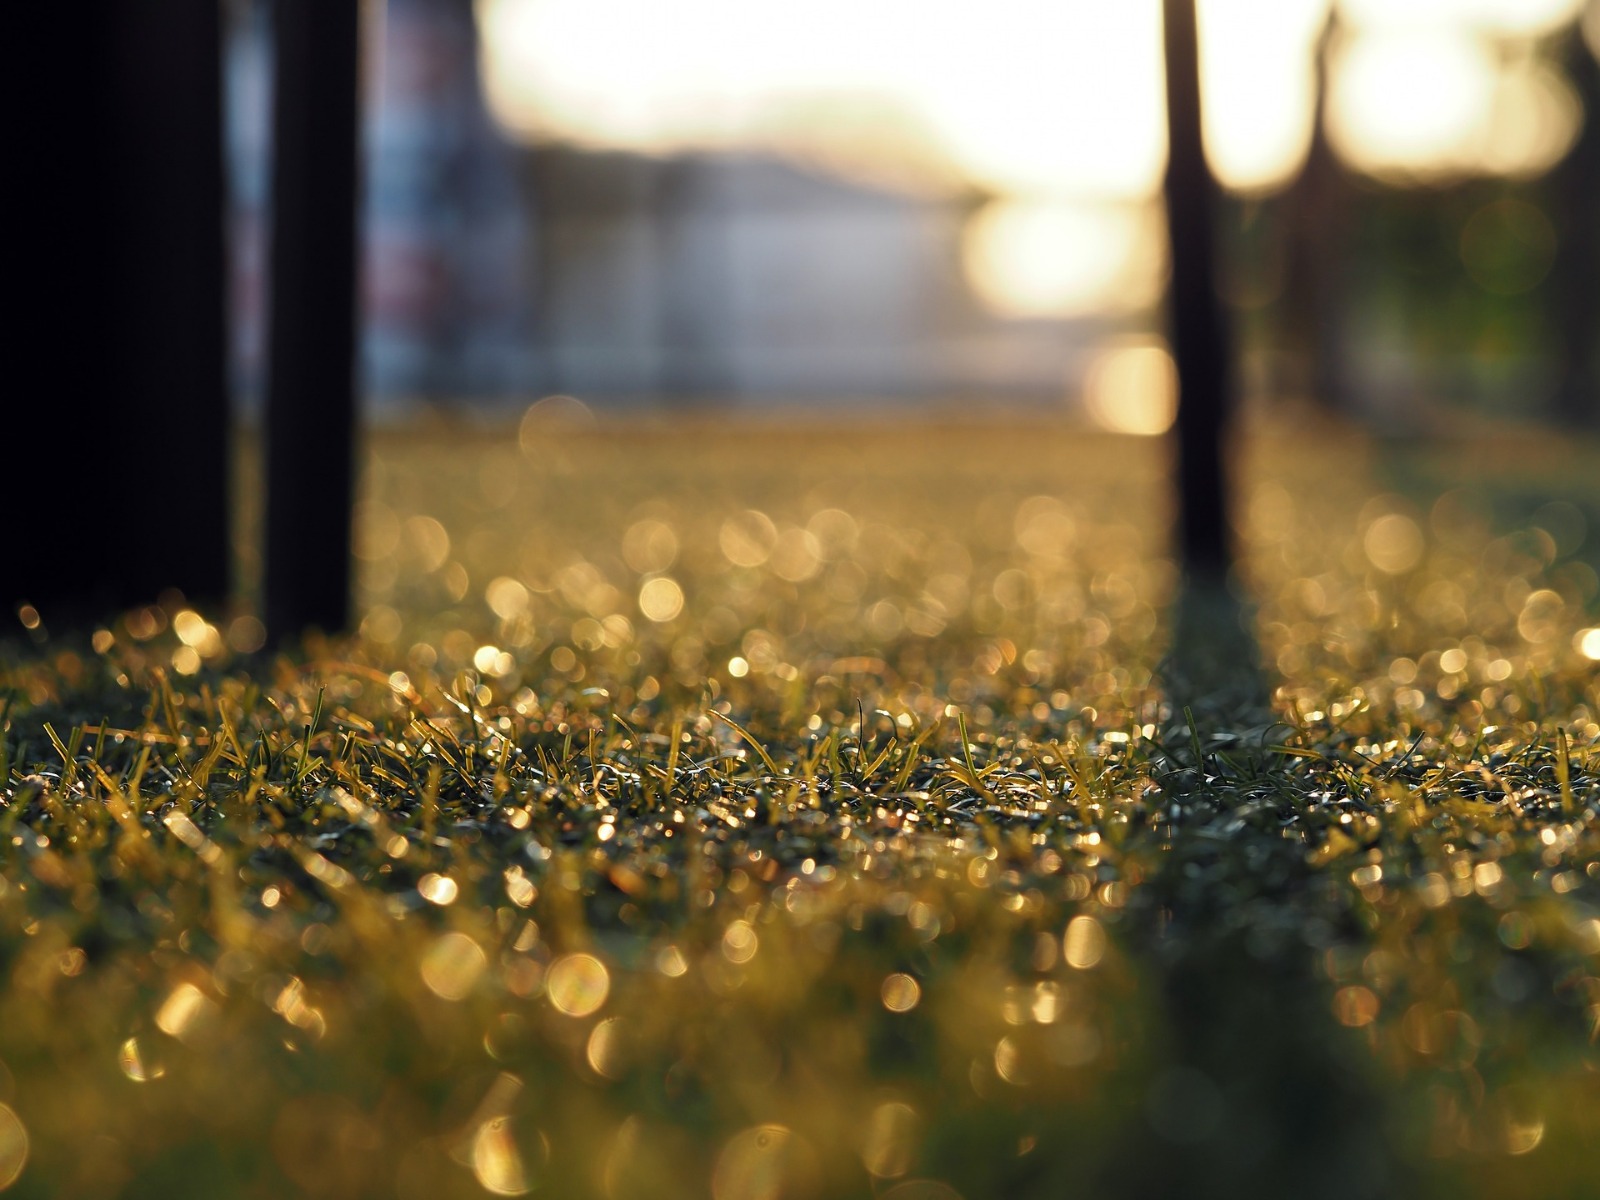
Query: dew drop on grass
[[656, 945, 689, 977], [993, 1037, 1028, 1086], [546, 954, 609, 1017], [881, 973, 921, 1013], [1030, 982, 1062, 1024], [503, 868, 536, 907], [719, 511, 778, 568], [420, 932, 487, 1001], [712, 1125, 818, 1200], [861, 1102, 920, 1179], [155, 982, 214, 1041], [472, 1115, 530, 1196], [638, 577, 685, 623], [486, 577, 531, 621], [0, 1105, 27, 1190], [586, 1017, 627, 1080], [1364, 513, 1424, 574], [118, 1038, 162, 1083], [418, 873, 458, 905], [1063, 916, 1106, 969], [1498, 1089, 1546, 1156], [604, 1117, 645, 1198], [722, 920, 758, 964], [1332, 985, 1379, 1028]]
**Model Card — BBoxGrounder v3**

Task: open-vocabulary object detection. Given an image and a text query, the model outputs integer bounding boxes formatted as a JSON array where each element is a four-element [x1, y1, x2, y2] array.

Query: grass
[[3, 415, 1600, 1198]]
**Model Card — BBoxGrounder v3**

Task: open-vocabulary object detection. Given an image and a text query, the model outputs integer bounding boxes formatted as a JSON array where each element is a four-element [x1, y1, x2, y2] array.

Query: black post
[[1162, 0, 1234, 578], [265, 0, 364, 642], [1551, 17, 1600, 427], [7, 3, 230, 625]]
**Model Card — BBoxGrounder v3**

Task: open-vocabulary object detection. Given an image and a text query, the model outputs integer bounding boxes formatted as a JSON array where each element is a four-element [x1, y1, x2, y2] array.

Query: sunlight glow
[[962, 200, 1167, 319], [1083, 342, 1176, 437], [477, 0, 1582, 210], [477, 0, 1167, 200], [487, 0, 1173, 198], [1198, 0, 1330, 192], [1478, 55, 1583, 179], [1339, 0, 1585, 37], [1328, 28, 1582, 181], [1576, 628, 1600, 661], [1327, 30, 1496, 180], [476, 0, 1586, 324]]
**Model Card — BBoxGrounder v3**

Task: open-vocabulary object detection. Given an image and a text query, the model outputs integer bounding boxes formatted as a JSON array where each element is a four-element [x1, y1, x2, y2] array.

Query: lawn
[[3, 414, 1600, 1198]]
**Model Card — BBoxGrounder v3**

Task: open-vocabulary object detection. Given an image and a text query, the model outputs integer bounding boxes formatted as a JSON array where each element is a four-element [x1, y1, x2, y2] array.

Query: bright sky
[[474, 0, 1586, 325]]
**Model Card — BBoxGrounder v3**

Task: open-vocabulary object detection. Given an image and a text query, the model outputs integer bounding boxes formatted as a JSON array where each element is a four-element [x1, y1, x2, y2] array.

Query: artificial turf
[[2, 415, 1599, 1198]]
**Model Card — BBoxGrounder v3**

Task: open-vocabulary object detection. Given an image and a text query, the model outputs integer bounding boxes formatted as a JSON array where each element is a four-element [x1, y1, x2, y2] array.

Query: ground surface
[[3, 415, 1600, 1198]]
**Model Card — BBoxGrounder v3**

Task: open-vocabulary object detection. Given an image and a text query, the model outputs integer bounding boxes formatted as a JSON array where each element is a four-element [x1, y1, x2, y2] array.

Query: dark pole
[[7, 3, 230, 625], [265, 0, 364, 641], [1162, 0, 1234, 578], [1551, 15, 1600, 427]]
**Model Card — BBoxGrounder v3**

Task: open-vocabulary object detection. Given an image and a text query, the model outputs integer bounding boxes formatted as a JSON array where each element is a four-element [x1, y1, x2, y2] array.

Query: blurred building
[[519, 145, 1121, 405], [224, 0, 1110, 413], [229, 0, 528, 406], [225, 0, 1597, 424]]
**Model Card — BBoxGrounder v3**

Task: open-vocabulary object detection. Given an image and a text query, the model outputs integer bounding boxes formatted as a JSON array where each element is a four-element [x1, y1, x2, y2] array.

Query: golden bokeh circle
[[711, 1124, 819, 1200], [547, 953, 611, 1017], [0, 1105, 26, 1191]]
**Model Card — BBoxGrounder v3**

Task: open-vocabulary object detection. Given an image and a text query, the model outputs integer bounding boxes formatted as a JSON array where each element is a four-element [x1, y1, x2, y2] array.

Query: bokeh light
[[712, 1125, 820, 1200], [1083, 340, 1178, 436], [420, 931, 489, 1000], [861, 1102, 921, 1178], [961, 200, 1166, 319], [880, 973, 923, 1013], [546, 954, 611, 1017], [0, 1107, 27, 1192]]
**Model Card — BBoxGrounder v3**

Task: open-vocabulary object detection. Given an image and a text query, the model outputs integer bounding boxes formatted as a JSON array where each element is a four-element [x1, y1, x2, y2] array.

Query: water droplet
[[118, 1037, 162, 1083], [418, 873, 459, 906], [712, 1125, 819, 1200], [0, 1105, 28, 1189], [547, 954, 610, 1017], [420, 932, 487, 1001], [656, 945, 689, 977], [722, 921, 759, 964], [993, 1036, 1029, 1086], [586, 1018, 628, 1080], [473, 1116, 530, 1195], [155, 982, 214, 1041], [1063, 916, 1106, 969], [861, 1102, 920, 1179], [880, 973, 921, 1013]]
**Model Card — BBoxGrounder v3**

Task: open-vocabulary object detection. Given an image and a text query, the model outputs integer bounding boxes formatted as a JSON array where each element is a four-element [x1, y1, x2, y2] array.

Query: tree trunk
[[1551, 16, 1600, 427], [1278, 12, 1349, 414], [1162, 0, 1235, 579]]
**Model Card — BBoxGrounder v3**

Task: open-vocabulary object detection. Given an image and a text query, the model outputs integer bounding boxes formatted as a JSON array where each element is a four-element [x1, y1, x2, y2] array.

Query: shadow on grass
[[1091, 576, 1410, 1200]]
